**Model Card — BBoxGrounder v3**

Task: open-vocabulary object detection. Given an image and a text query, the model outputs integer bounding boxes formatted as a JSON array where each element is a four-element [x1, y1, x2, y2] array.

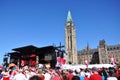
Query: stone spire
[[87, 42, 90, 51]]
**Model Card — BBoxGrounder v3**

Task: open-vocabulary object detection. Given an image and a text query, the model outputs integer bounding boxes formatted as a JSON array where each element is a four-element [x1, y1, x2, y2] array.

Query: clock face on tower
[[67, 23, 70, 26]]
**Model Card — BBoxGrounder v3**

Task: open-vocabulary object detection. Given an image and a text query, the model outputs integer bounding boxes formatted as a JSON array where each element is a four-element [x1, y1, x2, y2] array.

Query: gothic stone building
[[65, 11, 120, 65], [77, 40, 120, 64]]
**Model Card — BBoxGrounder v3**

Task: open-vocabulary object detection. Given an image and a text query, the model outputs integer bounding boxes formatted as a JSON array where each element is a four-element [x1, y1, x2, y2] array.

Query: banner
[[56, 52, 66, 68]]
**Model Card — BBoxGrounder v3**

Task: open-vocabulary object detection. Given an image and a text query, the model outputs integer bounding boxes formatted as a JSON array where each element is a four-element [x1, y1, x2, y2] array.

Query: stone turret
[[98, 39, 109, 64]]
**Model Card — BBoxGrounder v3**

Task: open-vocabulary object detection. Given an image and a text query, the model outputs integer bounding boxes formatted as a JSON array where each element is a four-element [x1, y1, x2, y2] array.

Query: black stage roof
[[8, 52, 20, 54], [12, 45, 56, 54], [12, 45, 37, 53], [36, 46, 56, 54]]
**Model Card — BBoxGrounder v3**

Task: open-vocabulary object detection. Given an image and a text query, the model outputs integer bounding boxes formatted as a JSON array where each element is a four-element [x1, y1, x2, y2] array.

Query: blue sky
[[0, 0, 120, 65]]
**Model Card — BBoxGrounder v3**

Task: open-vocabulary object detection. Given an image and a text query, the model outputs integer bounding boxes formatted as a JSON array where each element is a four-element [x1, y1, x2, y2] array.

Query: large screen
[[44, 53, 52, 60]]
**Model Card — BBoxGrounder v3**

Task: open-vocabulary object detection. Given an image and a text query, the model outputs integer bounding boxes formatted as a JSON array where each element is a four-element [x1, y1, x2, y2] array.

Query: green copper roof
[[67, 10, 72, 22]]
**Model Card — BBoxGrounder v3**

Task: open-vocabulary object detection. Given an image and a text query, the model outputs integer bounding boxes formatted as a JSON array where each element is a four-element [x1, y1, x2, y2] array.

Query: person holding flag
[[110, 53, 116, 66], [84, 56, 88, 68]]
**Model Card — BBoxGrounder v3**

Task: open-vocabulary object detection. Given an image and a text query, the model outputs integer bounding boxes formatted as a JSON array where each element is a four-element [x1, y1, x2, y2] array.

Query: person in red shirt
[[1, 72, 10, 80], [51, 69, 63, 80], [116, 67, 120, 78], [67, 70, 74, 80], [89, 67, 102, 80], [84, 75, 89, 80], [52, 75, 62, 80]]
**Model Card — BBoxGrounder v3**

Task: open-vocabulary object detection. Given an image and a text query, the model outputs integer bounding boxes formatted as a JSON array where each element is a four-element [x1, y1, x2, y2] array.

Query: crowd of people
[[0, 64, 120, 80]]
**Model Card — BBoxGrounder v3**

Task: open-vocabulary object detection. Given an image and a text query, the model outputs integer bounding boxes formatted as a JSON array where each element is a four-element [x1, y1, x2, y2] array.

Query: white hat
[[76, 68, 80, 73]]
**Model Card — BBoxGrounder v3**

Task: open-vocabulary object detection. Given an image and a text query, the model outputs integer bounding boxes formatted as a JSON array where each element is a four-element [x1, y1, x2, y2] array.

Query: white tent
[[62, 64, 114, 70], [88, 64, 114, 68], [62, 64, 73, 69], [72, 64, 86, 69]]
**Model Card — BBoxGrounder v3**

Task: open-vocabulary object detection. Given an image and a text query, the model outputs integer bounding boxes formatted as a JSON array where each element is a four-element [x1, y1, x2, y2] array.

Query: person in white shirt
[[13, 69, 27, 80], [44, 70, 51, 80], [107, 70, 118, 80]]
